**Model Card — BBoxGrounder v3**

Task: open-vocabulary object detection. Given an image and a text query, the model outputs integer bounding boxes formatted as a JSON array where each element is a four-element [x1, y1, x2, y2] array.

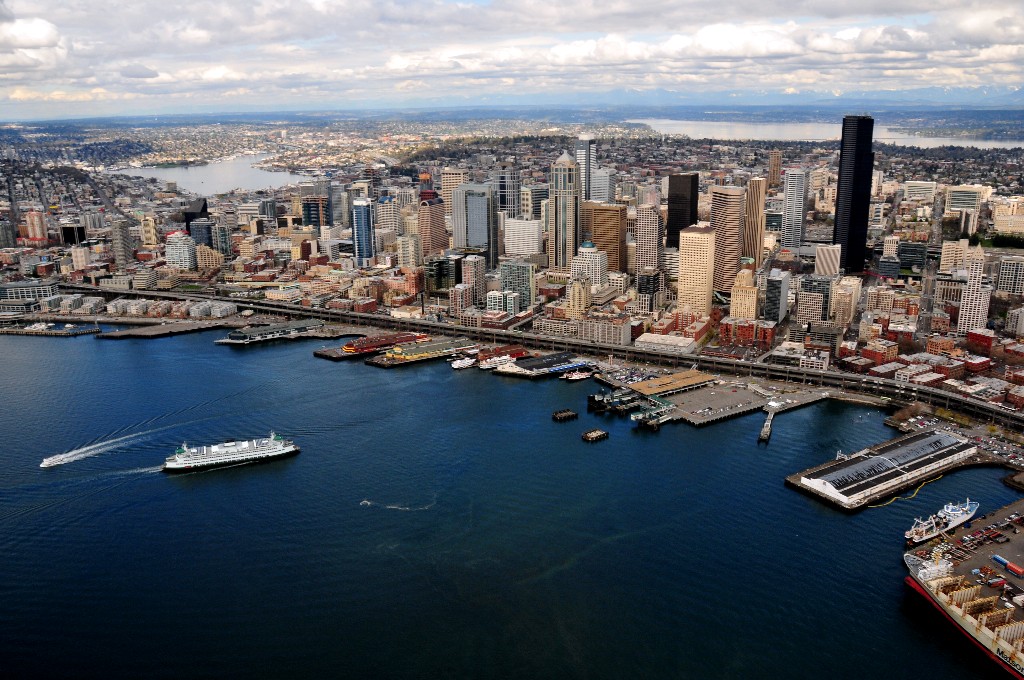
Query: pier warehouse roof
[[800, 430, 976, 508]]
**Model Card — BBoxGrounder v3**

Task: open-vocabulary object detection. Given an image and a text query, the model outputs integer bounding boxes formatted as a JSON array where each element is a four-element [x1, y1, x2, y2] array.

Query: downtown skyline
[[0, 0, 1022, 120]]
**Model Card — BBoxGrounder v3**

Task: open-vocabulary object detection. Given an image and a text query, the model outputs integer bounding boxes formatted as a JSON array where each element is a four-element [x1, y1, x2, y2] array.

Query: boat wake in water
[[359, 494, 437, 511]]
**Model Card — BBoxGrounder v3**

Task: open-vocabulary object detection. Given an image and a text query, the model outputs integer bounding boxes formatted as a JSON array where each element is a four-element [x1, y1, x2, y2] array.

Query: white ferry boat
[[905, 499, 979, 546], [162, 433, 299, 472], [451, 357, 477, 369]]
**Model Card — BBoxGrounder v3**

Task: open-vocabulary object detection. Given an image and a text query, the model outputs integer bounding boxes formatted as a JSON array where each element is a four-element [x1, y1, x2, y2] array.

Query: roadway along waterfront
[[59, 283, 1024, 429]]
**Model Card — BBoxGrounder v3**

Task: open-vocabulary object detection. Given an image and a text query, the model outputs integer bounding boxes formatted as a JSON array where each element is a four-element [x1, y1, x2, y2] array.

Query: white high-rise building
[[165, 231, 197, 270], [396, 235, 421, 267], [677, 225, 716, 316], [939, 239, 970, 273], [882, 235, 899, 258], [591, 168, 615, 203], [570, 241, 609, 290], [503, 217, 543, 256], [782, 169, 808, 249], [998, 256, 1024, 295], [634, 203, 664, 273], [957, 246, 991, 335]]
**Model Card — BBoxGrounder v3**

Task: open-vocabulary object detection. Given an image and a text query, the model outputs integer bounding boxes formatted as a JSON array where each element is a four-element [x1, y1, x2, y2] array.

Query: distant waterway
[[108, 153, 307, 194], [0, 331, 1017, 678], [632, 119, 1024, 148]]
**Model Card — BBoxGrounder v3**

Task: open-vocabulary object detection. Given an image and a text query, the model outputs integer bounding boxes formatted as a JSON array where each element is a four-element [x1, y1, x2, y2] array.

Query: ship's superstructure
[[906, 499, 979, 546], [162, 433, 298, 472]]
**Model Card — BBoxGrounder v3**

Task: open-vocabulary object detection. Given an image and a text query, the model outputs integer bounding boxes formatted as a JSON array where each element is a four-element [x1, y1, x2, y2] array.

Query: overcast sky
[[1, 0, 1021, 120]]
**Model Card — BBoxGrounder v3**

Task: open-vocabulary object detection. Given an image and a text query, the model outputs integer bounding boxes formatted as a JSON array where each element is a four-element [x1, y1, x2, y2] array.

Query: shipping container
[[1008, 564, 1024, 577], [994, 555, 1009, 566]]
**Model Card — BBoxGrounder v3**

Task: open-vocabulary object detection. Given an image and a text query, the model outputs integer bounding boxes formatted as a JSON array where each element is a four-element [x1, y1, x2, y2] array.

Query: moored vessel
[[905, 499, 979, 546], [904, 549, 1024, 677], [451, 357, 477, 369], [162, 432, 299, 472], [341, 332, 430, 356]]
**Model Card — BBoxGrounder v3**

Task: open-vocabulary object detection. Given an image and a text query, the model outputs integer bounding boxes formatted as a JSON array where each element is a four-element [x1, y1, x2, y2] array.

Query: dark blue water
[[1, 331, 1018, 678]]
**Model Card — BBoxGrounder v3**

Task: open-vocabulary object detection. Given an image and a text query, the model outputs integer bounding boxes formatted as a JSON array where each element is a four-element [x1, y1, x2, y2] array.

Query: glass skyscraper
[[833, 115, 874, 272]]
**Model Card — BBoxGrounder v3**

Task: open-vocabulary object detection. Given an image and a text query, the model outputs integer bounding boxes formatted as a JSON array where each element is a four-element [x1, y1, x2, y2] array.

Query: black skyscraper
[[833, 115, 874, 272], [666, 172, 699, 250]]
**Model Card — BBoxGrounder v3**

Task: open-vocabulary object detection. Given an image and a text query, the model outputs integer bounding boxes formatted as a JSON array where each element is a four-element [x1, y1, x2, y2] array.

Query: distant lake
[[109, 154, 307, 194], [631, 119, 1024, 148]]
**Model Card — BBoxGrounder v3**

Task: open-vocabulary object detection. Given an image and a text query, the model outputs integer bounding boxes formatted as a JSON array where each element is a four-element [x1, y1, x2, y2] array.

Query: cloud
[[119, 63, 158, 79], [0, 0, 1021, 118]]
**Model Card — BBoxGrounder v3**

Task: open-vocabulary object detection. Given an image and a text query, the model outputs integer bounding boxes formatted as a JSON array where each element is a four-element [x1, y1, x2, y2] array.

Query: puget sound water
[[0, 330, 1018, 679], [631, 119, 1024, 149]]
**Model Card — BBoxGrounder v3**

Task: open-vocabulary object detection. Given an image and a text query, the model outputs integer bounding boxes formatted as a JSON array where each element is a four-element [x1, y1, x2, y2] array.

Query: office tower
[[352, 198, 375, 267], [958, 246, 990, 334], [710, 185, 745, 293], [571, 241, 609, 289], [441, 168, 469, 217], [417, 197, 448, 260], [26, 210, 46, 240], [397, 235, 421, 267], [450, 283, 474, 317], [637, 185, 660, 207], [635, 203, 665, 272], [499, 260, 537, 311], [666, 173, 699, 249], [328, 186, 349, 228], [677, 226, 716, 316], [425, 253, 463, 297], [375, 196, 400, 234], [359, 167, 382, 198], [584, 202, 627, 273], [165, 231, 197, 270], [997, 258, 1024, 295], [565, 277, 592, 320], [212, 223, 232, 257], [763, 269, 791, 322], [883, 235, 899, 258], [939, 238, 970, 273], [110, 219, 134, 271], [765, 210, 782, 233], [546, 151, 581, 272], [59, 221, 85, 246], [871, 170, 884, 198], [575, 135, 597, 200], [183, 198, 209, 234], [800, 275, 833, 321], [591, 168, 615, 203], [768, 150, 782, 188], [503, 217, 543, 256], [782, 169, 808, 249], [188, 218, 214, 248], [520, 184, 548, 219], [302, 195, 330, 229], [491, 162, 521, 219], [636, 268, 663, 313], [730, 270, 758, 320], [743, 177, 766, 266], [944, 185, 986, 216], [258, 199, 277, 219], [461, 254, 487, 306], [815, 244, 842, 276], [452, 183, 499, 268], [833, 115, 874, 272]]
